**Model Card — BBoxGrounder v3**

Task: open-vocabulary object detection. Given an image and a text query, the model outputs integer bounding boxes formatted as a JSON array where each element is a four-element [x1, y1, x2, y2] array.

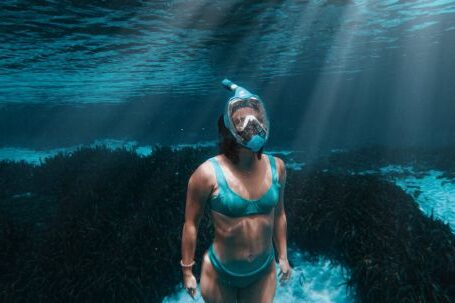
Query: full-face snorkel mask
[[221, 79, 270, 152]]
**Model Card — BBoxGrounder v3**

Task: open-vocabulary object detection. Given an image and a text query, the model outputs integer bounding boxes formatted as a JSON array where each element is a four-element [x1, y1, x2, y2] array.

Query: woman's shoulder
[[267, 153, 286, 183], [189, 157, 218, 187], [206, 154, 225, 166], [267, 153, 285, 167]]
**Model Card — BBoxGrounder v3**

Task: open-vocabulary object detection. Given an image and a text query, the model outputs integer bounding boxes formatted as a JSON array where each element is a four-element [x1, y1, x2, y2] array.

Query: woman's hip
[[207, 243, 275, 288]]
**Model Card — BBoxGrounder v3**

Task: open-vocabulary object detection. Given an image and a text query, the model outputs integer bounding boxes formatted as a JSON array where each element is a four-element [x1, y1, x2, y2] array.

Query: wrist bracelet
[[180, 259, 196, 267]]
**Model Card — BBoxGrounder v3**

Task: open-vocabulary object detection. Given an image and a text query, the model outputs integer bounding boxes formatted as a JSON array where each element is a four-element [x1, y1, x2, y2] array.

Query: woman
[[181, 80, 292, 303]]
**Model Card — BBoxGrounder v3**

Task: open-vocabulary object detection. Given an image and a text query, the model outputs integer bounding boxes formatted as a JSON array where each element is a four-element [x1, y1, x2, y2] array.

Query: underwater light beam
[[384, 6, 445, 147], [259, 0, 325, 99], [292, 1, 364, 155]]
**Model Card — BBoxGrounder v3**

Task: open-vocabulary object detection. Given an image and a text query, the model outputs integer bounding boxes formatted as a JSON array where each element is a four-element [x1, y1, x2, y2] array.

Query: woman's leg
[[200, 251, 238, 303], [236, 260, 277, 303]]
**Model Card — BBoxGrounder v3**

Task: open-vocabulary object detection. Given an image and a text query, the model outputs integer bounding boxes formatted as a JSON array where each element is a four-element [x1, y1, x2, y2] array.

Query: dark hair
[[217, 114, 263, 164]]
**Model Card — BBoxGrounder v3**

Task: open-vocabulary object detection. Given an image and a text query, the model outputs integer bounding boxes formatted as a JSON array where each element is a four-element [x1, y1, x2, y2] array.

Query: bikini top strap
[[209, 157, 228, 190], [267, 153, 279, 184], [210, 155, 278, 189]]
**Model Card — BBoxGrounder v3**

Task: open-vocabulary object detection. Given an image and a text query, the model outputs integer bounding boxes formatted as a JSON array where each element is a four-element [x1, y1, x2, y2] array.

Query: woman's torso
[[206, 153, 281, 267]]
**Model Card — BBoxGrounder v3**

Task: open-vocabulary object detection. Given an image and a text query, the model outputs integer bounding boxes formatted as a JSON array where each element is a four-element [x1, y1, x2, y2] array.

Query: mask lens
[[226, 96, 269, 146], [237, 116, 266, 141]]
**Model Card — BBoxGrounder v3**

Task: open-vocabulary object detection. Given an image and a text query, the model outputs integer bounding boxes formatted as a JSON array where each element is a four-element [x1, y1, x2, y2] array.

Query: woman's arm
[[181, 163, 212, 276], [273, 157, 288, 262], [273, 157, 292, 284]]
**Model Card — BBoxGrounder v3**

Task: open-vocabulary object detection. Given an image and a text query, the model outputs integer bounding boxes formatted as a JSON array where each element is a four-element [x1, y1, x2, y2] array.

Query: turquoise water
[[2, 0, 455, 103], [2, 0, 455, 151], [1, 0, 455, 301]]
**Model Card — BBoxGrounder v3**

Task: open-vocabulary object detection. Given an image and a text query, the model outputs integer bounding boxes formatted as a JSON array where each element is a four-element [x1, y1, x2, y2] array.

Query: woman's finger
[[187, 287, 195, 297], [280, 271, 291, 282]]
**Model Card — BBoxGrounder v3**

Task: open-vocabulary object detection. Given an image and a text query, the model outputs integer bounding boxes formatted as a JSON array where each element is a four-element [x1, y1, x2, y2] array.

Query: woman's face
[[231, 107, 263, 132]]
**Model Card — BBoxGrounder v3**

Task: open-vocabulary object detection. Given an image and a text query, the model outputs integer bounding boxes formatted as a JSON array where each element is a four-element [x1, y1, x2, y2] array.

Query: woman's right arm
[[181, 162, 212, 277]]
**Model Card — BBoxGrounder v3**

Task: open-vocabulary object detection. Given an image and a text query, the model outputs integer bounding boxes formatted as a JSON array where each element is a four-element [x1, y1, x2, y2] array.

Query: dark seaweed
[[0, 144, 454, 302]]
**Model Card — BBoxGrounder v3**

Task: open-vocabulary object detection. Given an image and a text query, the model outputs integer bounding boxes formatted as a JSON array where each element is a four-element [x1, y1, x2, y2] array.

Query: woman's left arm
[[272, 157, 292, 283]]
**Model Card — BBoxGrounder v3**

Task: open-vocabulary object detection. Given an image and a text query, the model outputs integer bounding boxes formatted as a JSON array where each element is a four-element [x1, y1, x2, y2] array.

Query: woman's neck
[[235, 147, 258, 174]]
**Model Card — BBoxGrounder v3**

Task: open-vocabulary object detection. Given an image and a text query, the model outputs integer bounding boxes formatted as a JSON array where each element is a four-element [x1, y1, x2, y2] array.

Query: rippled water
[[1, 0, 455, 103]]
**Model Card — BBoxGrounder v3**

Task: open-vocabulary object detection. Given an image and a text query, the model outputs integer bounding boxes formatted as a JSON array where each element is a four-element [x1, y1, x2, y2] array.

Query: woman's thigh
[[237, 260, 277, 303], [200, 251, 238, 303]]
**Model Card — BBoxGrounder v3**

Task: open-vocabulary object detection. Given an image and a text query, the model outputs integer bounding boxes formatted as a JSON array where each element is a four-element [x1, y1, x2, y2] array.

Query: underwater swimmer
[[181, 79, 292, 302]]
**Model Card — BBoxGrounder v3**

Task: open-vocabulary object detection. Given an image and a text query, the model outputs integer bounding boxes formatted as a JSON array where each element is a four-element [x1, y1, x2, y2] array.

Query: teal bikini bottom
[[208, 243, 275, 288]]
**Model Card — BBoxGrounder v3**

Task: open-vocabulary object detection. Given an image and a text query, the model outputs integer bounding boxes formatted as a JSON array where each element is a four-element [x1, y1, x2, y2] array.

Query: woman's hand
[[277, 258, 292, 285], [183, 272, 198, 299]]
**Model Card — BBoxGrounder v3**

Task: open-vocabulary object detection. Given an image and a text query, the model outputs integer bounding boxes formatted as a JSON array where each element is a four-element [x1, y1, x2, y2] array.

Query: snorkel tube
[[221, 79, 237, 90], [221, 79, 257, 100]]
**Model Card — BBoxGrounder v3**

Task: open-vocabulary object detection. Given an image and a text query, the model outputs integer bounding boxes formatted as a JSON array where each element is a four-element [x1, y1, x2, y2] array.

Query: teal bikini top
[[208, 153, 281, 217]]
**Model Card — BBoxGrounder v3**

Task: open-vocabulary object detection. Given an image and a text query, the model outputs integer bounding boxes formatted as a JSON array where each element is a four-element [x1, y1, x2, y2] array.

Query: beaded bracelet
[[180, 259, 196, 267]]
